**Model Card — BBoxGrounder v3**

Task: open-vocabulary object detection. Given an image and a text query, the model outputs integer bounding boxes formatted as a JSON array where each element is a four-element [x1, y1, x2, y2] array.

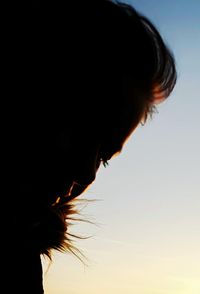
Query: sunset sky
[[42, 1, 200, 293]]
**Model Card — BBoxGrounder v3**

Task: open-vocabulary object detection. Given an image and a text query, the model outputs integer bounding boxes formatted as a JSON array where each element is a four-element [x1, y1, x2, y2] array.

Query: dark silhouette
[[5, 1, 176, 293]]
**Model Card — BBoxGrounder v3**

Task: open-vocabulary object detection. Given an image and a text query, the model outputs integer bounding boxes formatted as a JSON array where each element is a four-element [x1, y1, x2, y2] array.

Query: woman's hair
[[90, 0, 177, 122], [34, 0, 176, 128]]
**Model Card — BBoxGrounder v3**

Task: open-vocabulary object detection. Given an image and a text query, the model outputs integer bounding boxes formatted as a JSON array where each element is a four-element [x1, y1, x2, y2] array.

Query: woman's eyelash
[[100, 159, 109, 168]]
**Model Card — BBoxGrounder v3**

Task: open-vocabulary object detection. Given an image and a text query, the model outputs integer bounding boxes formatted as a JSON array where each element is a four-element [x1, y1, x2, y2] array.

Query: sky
[[42, 1, 200, 293]]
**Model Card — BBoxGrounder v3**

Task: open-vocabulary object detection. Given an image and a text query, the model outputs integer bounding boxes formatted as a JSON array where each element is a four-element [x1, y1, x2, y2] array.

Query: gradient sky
[[42, 1, 200, 293]]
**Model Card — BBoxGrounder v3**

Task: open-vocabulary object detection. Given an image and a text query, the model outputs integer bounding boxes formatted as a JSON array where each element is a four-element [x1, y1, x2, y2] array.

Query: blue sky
[[43, 1, 200, 293]]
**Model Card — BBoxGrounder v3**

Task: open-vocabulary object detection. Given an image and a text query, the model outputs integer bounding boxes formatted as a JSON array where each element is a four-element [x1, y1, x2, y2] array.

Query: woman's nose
[[72, 149, 101, 187], [73, 159, 97, 186]]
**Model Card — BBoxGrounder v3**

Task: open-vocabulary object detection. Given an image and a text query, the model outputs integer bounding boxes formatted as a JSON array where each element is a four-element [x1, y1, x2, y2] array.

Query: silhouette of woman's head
[[22, 0, 177, 255], [10, 1, 177, 292], [30, 0, 176, 199]]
